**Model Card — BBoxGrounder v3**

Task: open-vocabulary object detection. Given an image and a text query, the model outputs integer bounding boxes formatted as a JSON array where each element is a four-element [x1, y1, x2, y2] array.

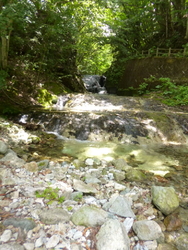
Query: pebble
[[0, 123, 188, 250]]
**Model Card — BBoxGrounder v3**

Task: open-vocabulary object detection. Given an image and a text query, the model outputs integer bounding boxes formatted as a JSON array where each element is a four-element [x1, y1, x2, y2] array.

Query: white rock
[[23, 243, 35, 250], [46, 234, 60, 249], [123, 218, 134, 233], [35, 237, 44, 248], [0, 229, 12, 242]]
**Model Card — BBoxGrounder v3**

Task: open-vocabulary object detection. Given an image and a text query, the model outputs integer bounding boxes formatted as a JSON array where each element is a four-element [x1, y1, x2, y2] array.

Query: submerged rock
[[151, 186, 179, 215], [175, 233, 188, 250]]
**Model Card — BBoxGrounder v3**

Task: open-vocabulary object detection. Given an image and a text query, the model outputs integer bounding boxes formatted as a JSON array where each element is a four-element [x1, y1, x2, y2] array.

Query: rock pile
[[0, 135, 188, 250]]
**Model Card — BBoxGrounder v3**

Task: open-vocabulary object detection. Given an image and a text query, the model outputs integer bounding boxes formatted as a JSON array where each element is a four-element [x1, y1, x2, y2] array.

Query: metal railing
[[139, 47, 188, 57]]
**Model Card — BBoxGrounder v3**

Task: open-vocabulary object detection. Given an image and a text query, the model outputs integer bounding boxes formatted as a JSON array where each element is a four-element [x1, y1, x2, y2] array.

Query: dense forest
[[1, 0, 188, 112]]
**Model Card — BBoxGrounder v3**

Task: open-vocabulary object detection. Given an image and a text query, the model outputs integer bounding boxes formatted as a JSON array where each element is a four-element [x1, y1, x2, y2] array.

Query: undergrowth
[[135, 76, 188, 106], [35, 187, 65, 205]]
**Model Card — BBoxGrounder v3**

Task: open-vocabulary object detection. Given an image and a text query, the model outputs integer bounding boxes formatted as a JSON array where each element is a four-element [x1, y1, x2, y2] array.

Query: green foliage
[[0, 70, 8, 90], [137, 76, 188, 106], [35, 187, 65, 205], [73, 193, 83, 202], [37, 89, 55, 107]]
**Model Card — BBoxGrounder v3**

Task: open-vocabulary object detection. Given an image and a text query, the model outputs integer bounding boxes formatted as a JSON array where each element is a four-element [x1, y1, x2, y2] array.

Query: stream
[[17, 93, 188, 181]]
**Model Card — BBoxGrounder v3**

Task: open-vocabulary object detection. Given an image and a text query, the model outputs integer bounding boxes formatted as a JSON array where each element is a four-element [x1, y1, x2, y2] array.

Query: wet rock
[[125, 169, 147, 182], [133, 220, 163, 241], [0, 150, 25, 167], [73, 179, 98, 193], [113, 158, 132, 171], [71, 205, 108, 227], [151, 186, 179, 215], [0, 243, 25, 250], [103, 195, 135, 218], [0, 140, 8, 154], [96, 219, 130, 250], [24, 161, 38, 172], [3, 218, 36, 231], [38, 208, 71, 224], [164, 213, 182, 231], [112, 170, 126, 181], [175, 233, 188, 250], [157, 243, 177, 250]]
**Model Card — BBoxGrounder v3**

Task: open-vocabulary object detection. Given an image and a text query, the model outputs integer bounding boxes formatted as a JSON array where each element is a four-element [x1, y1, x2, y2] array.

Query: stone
[[113, 158, 132, 171], [96, 219, 130, 250], [164, 213, 182, 231], [3, 218, 36, 231], [112, 170, 126, 181], [0, 243, 25, 250], [71, 205, 108, 227], [0, 150, 25, 168], [157, 243, 177, 250], [38, 208, 71, 225], [151, 186, 179, 215], [24, 161, 38, 172], [73, 179, 97, 193], [0, 229, 12, 242], [0, 140, 8, 154], [37, 159, 49, 170], [23, 243, 35, 250], [175, 233, 188, 250], [103, 195, 135, 218], [125, 169, 147, 182], [123, 218, 134, 233], [45, 234, 60, 248], [133, 220, 163, 241], [144, 240, 158, 250]]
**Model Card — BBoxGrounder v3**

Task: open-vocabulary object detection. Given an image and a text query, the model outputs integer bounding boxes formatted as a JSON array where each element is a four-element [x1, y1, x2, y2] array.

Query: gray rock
[[0, 243, 25, 250], [175, 233, 188, 250], [133, 220, 163, 241], [71, 205, 108, 227], [0, 150, 25, 168], [24, 161, 38, 172], [151, 186, 179, 215], [125, 169, 147, 181], [96, 219, 130, 250], [3, 218, 36, 231], [0, 140, 8, 154], [37, 159, 49, 170], [113, 158, 132, 171], [103, 195, 135, 218], [38, 208, 71, 224], [112, 170, 126, 181], [73, 179, 97, 193]]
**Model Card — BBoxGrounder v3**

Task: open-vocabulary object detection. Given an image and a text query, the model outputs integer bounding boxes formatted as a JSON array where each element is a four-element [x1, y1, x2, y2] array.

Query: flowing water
[[18, 94, 188, 179]]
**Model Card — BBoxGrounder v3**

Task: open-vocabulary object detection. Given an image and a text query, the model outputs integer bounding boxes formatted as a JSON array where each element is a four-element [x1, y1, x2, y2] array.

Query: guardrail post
[[168, 48, 171, 57], [156, 48, 159, 56]]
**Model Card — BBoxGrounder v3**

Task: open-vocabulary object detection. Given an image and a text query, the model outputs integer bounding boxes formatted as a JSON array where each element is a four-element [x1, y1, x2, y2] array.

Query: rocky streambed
[[0, 94, 188, 250]]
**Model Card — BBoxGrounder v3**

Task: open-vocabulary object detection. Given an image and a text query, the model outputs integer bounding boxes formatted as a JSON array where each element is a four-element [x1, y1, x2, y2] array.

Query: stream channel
[[16, 93, 188, 192]]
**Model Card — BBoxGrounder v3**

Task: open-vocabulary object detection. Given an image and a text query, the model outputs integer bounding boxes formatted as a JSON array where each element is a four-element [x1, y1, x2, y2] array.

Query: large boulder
[[151, 186, 179, 215]]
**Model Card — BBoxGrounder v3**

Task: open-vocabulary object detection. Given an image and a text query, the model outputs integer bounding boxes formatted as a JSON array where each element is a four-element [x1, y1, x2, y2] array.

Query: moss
[[37, 88, 55, 107]]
